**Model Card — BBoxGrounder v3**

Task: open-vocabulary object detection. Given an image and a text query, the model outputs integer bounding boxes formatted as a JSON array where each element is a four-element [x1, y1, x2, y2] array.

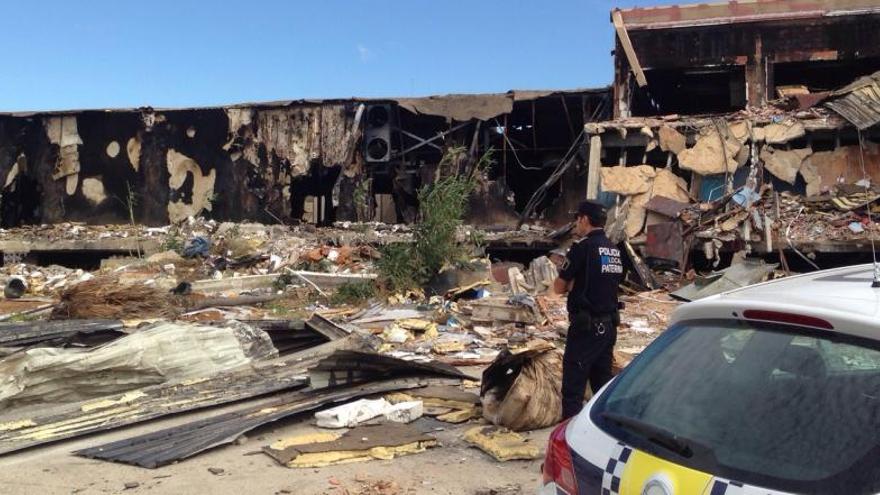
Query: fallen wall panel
[[75, 376, 459, 468], [0, 335, 369, 456]]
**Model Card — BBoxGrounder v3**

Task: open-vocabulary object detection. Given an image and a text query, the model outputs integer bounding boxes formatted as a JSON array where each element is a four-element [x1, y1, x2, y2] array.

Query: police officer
[[554, 200, 624, 419]]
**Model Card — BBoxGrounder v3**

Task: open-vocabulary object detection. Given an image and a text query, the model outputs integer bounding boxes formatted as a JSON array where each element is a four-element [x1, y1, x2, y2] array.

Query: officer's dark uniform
[[558, 226, 623, 419]]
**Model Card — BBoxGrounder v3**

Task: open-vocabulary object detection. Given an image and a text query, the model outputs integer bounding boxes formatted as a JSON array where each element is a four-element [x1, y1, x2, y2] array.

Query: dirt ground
[[0, 390, 549, 495], [0, 289, 677, 495]]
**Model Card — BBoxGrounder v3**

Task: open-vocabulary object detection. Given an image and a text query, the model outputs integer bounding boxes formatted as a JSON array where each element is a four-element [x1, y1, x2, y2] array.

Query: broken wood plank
[[305, 314, 352, 341], [587, 135, 603, 200], [612, 9, 648, 88], [0, 319, 125, 348], [624, 241, 658, 290]]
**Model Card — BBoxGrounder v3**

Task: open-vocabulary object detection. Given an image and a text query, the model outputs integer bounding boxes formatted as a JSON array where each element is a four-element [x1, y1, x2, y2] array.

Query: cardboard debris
[[599, 165, 656, 195], [264, 424, 438, 468], [657, 126, 686, 153], [760, 147, 812, 184], [763, 121, 806, 144], [677, 129, 741, 175], [386, 386, 480, 423], [463, 426, 540, 462]]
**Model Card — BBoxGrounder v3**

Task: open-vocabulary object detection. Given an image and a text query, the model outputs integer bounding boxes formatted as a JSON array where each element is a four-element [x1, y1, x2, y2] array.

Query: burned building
[[612, 0, 880, 118], [591, 0, 880, 272], [0, 90, 609, 229]]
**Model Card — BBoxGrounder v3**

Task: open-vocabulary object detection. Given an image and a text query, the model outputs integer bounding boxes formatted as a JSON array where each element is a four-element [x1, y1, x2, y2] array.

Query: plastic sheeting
[[0, 321, 277, 409]]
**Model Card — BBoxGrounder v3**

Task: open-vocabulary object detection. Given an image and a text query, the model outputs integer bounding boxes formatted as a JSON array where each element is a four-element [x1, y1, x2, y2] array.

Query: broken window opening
[[631, 66, 747, 117], [18, 250, 133, 271], [289, 163, 341, 226], [1, 174, 41, 228], [772, 57, 880, 96]]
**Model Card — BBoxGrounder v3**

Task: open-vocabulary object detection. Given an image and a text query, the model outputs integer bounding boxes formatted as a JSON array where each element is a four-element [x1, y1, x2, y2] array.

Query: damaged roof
[[825, 70, 880, 130], [0, 87, 609, 122], [616, 0, 880, 30]]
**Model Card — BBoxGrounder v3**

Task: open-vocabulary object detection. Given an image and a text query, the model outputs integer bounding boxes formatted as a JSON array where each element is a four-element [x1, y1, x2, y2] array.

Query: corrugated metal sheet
[[74, 351, 468, 468], [0, 335, 369, 456], [617, 0, 880, 30], [826, 72, 880, 130]]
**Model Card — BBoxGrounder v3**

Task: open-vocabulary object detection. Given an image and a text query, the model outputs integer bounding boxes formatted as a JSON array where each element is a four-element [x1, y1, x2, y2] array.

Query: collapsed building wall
[[0, 90, 610, 228]]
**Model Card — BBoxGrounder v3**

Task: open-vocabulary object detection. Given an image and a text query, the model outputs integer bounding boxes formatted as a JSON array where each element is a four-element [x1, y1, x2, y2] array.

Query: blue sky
[[0, 0, 681, 111]]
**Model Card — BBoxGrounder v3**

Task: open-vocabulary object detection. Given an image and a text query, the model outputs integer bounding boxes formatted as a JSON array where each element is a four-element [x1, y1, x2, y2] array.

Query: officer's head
[[574, 200, 606, 235]]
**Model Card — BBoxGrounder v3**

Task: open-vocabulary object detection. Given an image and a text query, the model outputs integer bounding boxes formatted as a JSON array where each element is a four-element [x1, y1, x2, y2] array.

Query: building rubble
[[2, 1, 880, 490], [0, 213, 680, 473]]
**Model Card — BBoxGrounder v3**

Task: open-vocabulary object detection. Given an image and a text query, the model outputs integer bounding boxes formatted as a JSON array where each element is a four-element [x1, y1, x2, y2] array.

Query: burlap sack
[[481, 347, 563, 431]]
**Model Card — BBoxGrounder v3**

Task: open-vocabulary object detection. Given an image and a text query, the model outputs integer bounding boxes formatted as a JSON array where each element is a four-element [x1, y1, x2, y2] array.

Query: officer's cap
[[575, 200, 606, 221]]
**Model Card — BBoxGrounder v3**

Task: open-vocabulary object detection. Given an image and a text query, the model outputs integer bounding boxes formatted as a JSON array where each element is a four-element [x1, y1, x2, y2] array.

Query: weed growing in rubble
[[377, 147, 493, 292], [376, 243, 419, 292], [331, 281, 377, 305]]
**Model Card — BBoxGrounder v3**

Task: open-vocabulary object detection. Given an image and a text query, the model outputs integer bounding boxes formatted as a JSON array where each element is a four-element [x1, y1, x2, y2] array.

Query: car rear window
[[592, 319, 880, 494]]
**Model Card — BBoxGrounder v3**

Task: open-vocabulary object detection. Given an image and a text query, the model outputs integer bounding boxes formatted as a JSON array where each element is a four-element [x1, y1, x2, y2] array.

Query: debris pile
[[0, 216, 684, 481]]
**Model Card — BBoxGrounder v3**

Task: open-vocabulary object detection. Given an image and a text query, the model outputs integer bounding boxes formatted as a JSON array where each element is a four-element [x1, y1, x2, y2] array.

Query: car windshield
[[592, 319, 880, 494]]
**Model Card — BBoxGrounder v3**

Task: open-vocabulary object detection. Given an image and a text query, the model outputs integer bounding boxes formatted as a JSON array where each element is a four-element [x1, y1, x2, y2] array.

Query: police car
[[540, 263, 880, 495]]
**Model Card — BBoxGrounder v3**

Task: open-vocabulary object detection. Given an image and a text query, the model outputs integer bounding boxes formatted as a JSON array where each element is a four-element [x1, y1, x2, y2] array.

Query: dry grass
[[51, 276, 178, 320]]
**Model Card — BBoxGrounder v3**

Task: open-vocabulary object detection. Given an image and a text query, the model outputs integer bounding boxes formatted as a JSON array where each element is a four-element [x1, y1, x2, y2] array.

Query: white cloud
[[357, 44, 374, 62]]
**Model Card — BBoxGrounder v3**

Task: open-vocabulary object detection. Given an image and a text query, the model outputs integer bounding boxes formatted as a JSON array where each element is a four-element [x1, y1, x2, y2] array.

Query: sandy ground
[[0, 397, 550, 495]]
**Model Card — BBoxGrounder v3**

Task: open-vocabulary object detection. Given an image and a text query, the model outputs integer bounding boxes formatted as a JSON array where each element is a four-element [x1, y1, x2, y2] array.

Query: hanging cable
[[517, 129, 586, 226], [493, 119, 542, 171]]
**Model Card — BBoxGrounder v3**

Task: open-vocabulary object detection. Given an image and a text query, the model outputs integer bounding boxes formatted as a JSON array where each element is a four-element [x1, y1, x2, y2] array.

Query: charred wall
[[0, 90, 609, 228], [0, 102, 362, 227], [616, 14, 880, 117]]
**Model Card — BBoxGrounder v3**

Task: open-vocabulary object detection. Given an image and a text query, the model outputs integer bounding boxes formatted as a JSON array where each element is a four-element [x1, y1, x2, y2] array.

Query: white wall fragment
[[82, 177, 108, 205], [127, 137, 141, 171], [166, 149, 217, 223], [106, 141, 120, 158]]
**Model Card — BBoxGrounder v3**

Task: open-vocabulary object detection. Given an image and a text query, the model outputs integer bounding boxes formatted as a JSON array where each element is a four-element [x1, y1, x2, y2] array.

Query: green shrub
[[331, 280, 378, 305], [376, 147, 493, 291]]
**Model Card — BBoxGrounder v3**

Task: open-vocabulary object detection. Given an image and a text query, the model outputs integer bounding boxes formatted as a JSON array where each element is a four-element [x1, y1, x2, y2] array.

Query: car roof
[[671, 263, 880, 340]]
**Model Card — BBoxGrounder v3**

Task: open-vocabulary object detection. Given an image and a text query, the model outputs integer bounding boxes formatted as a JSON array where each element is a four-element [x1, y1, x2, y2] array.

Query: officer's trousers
[[561, 312, 617, 420]]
